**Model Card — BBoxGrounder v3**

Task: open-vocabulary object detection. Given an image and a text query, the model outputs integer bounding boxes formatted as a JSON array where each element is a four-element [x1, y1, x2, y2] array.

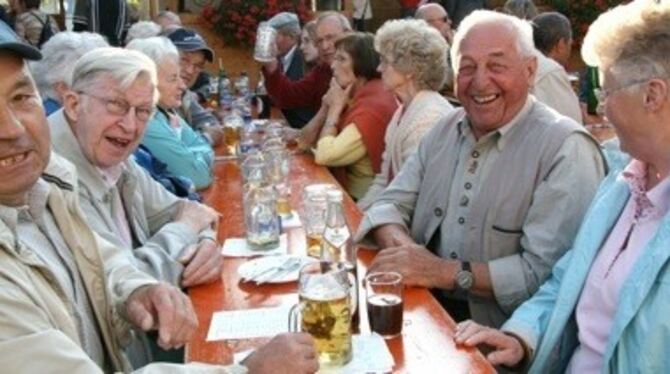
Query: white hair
[[71, 47, 158, 103], [450, 10, 535, 71], [28, 32, 109, 102], [582, 0, 670, 86], [125, 36, 180, 67], [125, 21, 162, 45]]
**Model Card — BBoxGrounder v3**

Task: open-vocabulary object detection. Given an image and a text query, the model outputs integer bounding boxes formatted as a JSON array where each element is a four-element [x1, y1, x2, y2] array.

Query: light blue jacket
[[141, 108, 214, 189], [503, 166, 670, 373]]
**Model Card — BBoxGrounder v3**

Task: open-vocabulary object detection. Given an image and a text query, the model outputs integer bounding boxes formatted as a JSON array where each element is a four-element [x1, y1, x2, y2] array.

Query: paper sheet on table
[[206, 305, 291, 341], [280, 210, 302, 229], [221, 234, 288, 257], [232, 333, 394, 373], [319, 333, 395, 374]]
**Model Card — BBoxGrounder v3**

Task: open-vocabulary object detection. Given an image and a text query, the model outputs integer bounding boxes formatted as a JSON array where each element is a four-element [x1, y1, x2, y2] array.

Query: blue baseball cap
[[0, 20, 41, 60], [167, 28, 214, 62]]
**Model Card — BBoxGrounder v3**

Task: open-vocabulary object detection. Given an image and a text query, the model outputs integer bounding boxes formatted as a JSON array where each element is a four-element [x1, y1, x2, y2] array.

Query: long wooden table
[[186, 152, 494, 373]]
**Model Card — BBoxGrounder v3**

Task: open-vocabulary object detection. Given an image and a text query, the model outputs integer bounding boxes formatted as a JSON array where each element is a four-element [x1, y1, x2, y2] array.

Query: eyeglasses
[[425, 16, 451, 25], [594, 77, 661, 104], [79, 92, 155, 122]]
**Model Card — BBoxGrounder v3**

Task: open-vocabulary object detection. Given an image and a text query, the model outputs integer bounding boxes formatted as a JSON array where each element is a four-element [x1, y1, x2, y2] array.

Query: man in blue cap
[[167, 27, 224, 146], [0, 20, 318, 373], [266, 11, 316, 128]]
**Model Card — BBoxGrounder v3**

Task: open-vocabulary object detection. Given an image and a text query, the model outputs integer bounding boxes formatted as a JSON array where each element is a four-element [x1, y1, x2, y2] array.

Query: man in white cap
[[267, 11, 316, 128]]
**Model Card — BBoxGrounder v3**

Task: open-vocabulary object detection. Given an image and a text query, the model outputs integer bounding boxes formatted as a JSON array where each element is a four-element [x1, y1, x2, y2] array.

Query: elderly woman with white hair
[[358, 19, 455, 210], [127, 37, 214, 190], [454, 2, 670, 373], [29, 31, 108, 115]]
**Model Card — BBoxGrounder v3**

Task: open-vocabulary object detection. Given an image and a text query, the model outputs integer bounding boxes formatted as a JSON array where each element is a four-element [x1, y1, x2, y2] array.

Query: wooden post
[[149, 0, 160, 19]]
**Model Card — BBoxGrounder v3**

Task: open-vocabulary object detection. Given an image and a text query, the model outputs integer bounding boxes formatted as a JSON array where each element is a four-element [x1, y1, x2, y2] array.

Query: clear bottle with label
[[217, 58, 232, 110], [243, 159, 280, 250], [321, 189, 359, 330]]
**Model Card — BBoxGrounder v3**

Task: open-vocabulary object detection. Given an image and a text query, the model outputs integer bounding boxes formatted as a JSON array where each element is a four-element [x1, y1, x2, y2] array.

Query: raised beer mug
[[289, 261, 353, 367], [254, 22, 278, 63]]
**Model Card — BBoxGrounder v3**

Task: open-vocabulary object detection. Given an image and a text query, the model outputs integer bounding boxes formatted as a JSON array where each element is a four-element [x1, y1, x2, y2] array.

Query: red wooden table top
[[186, 152, 494, 373]]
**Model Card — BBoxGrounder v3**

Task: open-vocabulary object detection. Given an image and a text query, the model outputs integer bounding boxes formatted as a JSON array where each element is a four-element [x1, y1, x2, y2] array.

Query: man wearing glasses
[[49, 47, 223, 366]]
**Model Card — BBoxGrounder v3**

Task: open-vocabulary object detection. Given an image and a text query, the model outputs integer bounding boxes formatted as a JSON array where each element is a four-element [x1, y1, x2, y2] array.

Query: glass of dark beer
[[365, 272, 403, 339]]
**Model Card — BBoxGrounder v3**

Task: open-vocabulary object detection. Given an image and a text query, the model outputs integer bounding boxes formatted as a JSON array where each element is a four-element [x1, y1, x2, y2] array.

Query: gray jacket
[[356, 99, 605, 328], [49, 109, 213, 286]]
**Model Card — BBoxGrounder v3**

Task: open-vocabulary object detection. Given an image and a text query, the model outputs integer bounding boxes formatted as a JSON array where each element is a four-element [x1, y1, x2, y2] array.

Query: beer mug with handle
[[289, 261, 353, 367]]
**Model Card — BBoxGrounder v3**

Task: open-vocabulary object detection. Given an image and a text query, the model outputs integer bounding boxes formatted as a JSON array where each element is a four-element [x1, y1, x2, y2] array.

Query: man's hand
[[371, 224, 415, 249], [174, 201, 220, 233], [262, 60, 279, 74], [454, 320, 526, 367], [178, 239, 223, 287], [124, 283, 198, 350], [242, 333, 319, 374], [368, 244, 457, 289]]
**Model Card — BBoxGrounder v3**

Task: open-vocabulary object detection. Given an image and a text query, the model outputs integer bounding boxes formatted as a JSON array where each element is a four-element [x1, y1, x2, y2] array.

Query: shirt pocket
[[488, 225, 523, 258]]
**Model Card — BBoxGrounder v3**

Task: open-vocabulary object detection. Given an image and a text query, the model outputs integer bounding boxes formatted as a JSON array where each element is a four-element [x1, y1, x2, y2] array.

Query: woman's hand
[[323, 78, 352, 112], [454, 320, 527, 367]]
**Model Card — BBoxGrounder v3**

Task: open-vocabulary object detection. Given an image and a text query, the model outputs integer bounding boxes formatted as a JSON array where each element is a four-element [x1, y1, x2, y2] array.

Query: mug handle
[[288, 303, 305, 332]]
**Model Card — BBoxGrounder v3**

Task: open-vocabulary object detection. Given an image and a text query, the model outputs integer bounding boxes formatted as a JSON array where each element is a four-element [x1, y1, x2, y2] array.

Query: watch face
[[456, 270, 474, 290]]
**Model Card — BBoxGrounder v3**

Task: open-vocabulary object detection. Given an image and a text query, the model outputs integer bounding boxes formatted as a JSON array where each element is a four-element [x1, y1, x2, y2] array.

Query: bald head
[[315, 12, 352, 65], [415, 4, 453, 43]]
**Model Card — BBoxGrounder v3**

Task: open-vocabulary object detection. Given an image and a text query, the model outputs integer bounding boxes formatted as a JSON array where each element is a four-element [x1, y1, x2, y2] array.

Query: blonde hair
[[582, 0, 670, 86], [375, 19, 448, 91]]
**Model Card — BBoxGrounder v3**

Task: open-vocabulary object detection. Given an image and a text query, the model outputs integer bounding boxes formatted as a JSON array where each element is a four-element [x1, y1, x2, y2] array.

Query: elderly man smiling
[[356, 10, 606, 328]]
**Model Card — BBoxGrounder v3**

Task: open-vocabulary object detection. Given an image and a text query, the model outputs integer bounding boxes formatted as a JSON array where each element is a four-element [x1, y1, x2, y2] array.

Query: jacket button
[[472, 150, 480, 158], [464, 182, 472, 190], [450, 251, 458, 259], [434, 207, 443, 217], [458, 217, 465, 224]]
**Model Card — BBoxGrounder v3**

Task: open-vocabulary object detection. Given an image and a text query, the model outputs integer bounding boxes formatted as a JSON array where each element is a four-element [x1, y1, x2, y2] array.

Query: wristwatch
[[455, 261, 474, 291]]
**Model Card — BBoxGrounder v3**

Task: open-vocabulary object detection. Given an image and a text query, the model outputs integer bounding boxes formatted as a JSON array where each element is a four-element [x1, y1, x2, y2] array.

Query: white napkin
[[221, 234, 288, 257], [232, 333, 395, 373], [280, 210, 302, 229], [206, 305, 291, 341]]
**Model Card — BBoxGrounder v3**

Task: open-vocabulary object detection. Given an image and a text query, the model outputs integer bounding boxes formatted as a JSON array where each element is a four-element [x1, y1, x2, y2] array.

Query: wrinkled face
[[331, 48, 356, 87], [378, 55, 409, 94], [421, 8, 453, 41], [275, 32, 296, 57], [315, 18, 346, 65], [0, 53, 51, 206], [179, 50, 207, 89], [65, 73, 155, 169], [600, 69, 649, 157], [157, 58, 186, 109], [300, 29, 319, 63], [455, 24, 536, 137]]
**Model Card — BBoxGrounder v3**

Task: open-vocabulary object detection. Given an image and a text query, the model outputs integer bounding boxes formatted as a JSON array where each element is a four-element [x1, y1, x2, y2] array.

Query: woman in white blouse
[[358, 19, 456, 210]]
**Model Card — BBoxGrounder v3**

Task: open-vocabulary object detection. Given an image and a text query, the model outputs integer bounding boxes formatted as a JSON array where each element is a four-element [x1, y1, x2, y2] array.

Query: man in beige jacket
[[0, 22, 317, 373]]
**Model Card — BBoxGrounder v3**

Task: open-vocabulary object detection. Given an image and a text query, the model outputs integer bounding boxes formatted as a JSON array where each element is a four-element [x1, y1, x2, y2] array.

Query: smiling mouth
[[106, 136, 131, 149], [0, 151, 28, 168], [472, 94, 500, 105]]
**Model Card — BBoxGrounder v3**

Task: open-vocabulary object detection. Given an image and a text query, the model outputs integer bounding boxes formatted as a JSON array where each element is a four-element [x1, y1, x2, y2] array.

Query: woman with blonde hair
[[358, 19, 455, 209]]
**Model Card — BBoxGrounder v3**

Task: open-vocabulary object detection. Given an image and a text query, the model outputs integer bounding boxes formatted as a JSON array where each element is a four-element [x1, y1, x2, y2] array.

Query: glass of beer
[[302, 184, 337, 258], [289, 261, 353, 367], [365, 272, 404, 339], [223, 114, 243, 156]]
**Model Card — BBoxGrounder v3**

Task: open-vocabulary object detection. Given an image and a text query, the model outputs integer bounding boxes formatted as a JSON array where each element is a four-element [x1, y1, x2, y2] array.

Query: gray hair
[[155, 10, 182, 26], [125, 36, 180, 67], [125, 21, 162, 45], [316, 11, 352, 32], [29, 32, 109, 102], [532, 12, 572, 55], [71, 47, 158, 103], [503, 0, 538, 20], [375, 19, 448, 91], [451, 10, 535, 71], [582, 1, 670, 87]]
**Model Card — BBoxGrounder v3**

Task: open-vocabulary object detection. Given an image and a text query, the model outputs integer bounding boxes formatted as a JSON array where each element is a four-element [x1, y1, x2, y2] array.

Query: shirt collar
[[282, 45, 297, 73], [621, 159, 670, 218], [458, 96, 534, 150], [0, 178, 50, 233], [97, 164, 126, 189]]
